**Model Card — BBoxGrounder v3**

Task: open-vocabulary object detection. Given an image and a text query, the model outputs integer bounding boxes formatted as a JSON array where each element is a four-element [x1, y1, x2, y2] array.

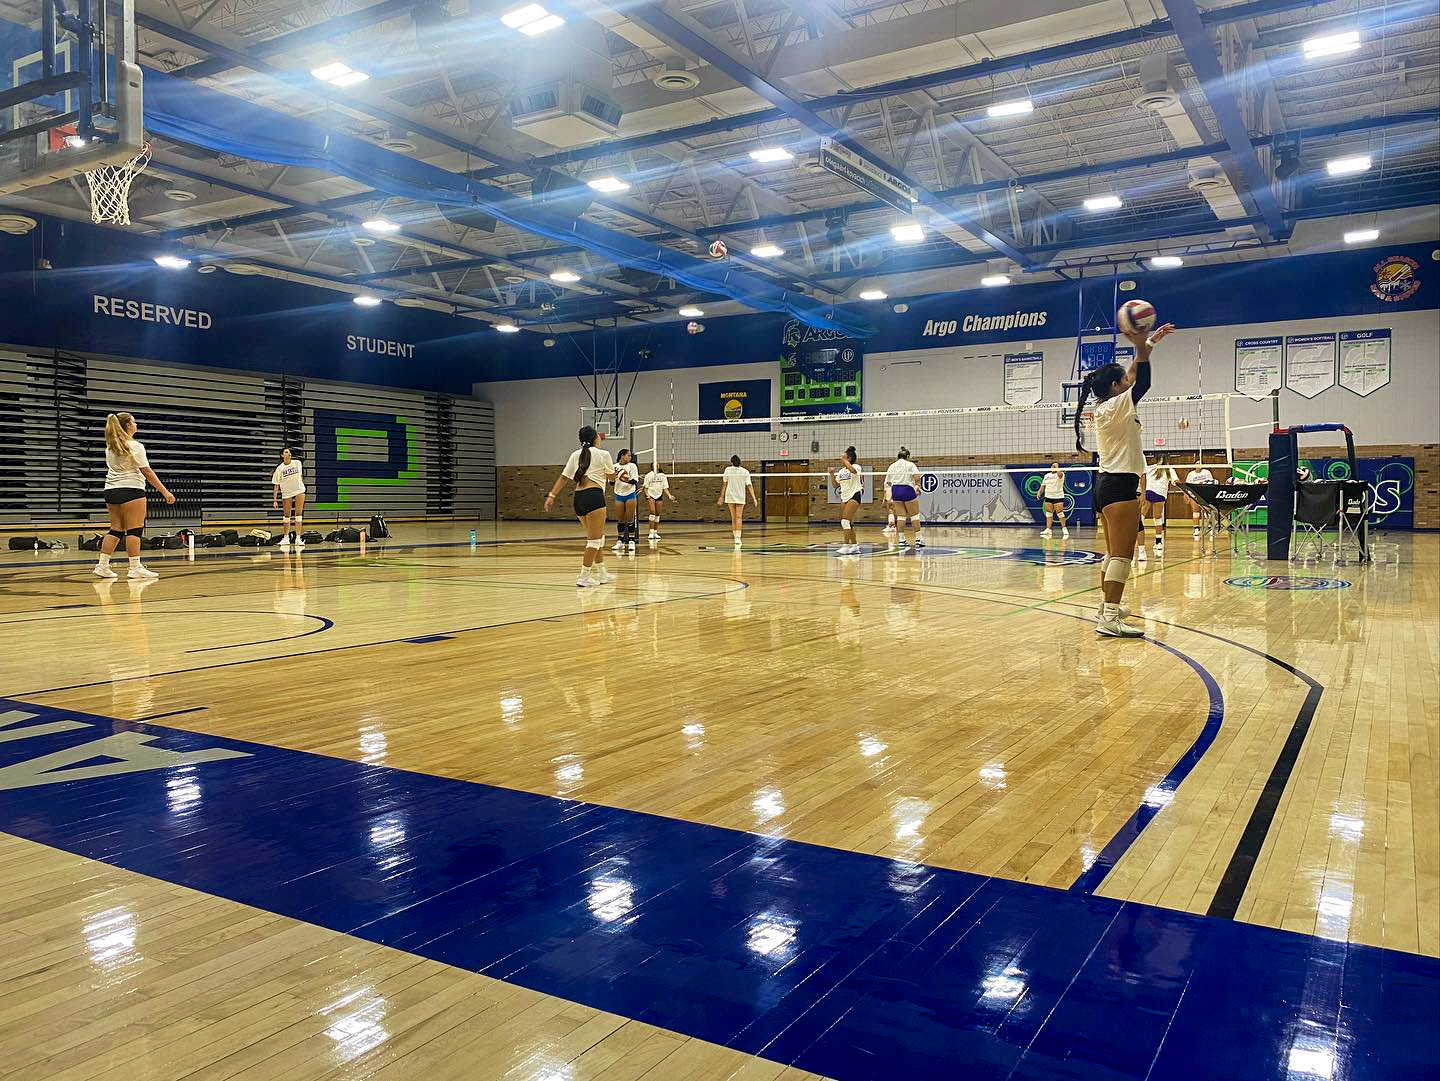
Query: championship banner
[[698, 379, 771, 434]]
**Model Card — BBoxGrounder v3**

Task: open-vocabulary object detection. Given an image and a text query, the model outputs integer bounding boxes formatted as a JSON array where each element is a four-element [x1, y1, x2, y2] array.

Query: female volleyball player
[[94, 412, 175, 580], [271, 448, 306, 548], [828, 447, 865, 554], [717, 455, 757, 548], [1073, 320, 1176, 636], [1138, 456, 1177, 560], [1039, 462, 1069, 539], [611, 448, 640, 553], [883, 448, 924, 549], [544, 425, 617, 587], [643, 464, 676, 543], [1184, 461, 1216, 538]]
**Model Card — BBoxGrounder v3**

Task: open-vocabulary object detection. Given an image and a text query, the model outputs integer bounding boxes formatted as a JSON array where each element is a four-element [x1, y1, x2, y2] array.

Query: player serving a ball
[[1073, 300, 1176, 638]]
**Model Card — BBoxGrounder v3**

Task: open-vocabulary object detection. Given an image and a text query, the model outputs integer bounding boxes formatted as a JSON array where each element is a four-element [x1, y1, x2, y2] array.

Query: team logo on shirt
[[1370, 255, 1420, 303]]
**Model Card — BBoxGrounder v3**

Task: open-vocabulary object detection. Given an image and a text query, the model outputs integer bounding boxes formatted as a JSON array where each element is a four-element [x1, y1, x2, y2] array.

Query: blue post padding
[[1267, 431, 1295, 560]]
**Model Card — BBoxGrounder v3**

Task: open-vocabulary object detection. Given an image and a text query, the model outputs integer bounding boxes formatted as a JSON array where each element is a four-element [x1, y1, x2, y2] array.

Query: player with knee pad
[[94, 412, 174, 581], [544, 426, 617, 587], [643, 465, 675, 544], [272, 448, 306, 548], [884, 448, 922, 550], [828, 448, 864, 556]]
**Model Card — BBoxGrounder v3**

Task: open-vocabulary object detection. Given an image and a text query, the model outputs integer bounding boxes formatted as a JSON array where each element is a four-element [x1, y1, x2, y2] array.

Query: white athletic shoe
[[93, 562, 117, 579], [1062, 529, 1071, 539], [576, 571, 600, 588], [628, 542, 637, 553], [128, 564, 159, 580], [612, 541, 624, 553], [296, 539, 305, 549], [1097, 602, 1134, 620], [279, 536, 290, 548], [594, 567, 617, 584], [1040, 529, 1052, 539], [1193, 527, 1201, 539], [648, 531, 658, 541], [1096, 605, 1143, 637], [1136, 547, 1148, 562], [914, 539, 926, 548]]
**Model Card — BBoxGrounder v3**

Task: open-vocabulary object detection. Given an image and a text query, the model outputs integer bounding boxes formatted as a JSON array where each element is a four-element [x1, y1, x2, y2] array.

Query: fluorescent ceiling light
[[1083, 194, 1123, 212], [987, 98, 1033, 118], [1303, 30, 1360, 60], [153, 255, 191, 270], [312, 62, 368, 86], [549, 269, 580, 283], [1344, 228, 1379, 244], [748, 147, 794, 163], [858, 289, 887, 301], [1326, 154, 1371, 176], [1149, 255, 1184, 269], [587, 176, 630, 193], [980, 274, 1011, 287], [890, 222, 925, 244], [750, 243, 784, 258], [677, 306, 704, 317], [495, 322, 522, 332], [518, 13, 564, 35], [362, 218, 400, 233], [352, 294, 382, 306], [501, 4, 546, 27]]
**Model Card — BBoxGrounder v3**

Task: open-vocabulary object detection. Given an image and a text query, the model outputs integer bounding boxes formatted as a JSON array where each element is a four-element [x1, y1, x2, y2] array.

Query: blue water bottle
[[469, 529, 477, 545]]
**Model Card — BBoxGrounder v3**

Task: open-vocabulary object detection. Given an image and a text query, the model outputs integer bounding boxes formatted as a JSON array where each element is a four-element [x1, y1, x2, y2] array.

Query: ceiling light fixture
[[495, 322, 522, 332], [980, 274, 1010, 287], [362, 218, 400, 233], [311, 61, 369, 87], [501, 4, 564, 34], [1083, 194, 1123, 212], [1344, 227, 1379, 244], [352, 294, 382, 306], [987, 98, 1033, 118], [1326, 154, 1372, 176], [1303, 30, 1360, 60], [587, 176, 630, 193], [858, 289, 887, 301], [890, 222, 925, 244], [153, 255, 191, 270], [677, 306, 704, 317], [549, 269, 580, 283], [750, 243, 784, 258], [748, 147, 794, 163], [1149, 255, 1184, 269]]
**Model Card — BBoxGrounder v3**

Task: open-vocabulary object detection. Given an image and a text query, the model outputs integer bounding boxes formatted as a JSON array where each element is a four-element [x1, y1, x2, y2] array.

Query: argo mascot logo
[[1370, 255, 1420, 303]]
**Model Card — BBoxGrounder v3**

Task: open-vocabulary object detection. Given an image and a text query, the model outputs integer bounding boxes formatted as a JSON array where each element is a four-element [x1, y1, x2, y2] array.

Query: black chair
[[1293, 480, 1369, 563]]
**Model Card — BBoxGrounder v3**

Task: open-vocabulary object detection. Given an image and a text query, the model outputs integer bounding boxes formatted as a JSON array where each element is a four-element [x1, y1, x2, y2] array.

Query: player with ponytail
[[94, 412, 175, 581], [828, 446, 865, 555], [1074, 318, 1176, 636], [545, 425, 617, 587]]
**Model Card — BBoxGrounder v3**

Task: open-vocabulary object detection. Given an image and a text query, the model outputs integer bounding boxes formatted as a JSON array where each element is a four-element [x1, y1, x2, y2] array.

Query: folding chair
[[1292, 481, 1340, 562], [1335, 480, 1371, 564]]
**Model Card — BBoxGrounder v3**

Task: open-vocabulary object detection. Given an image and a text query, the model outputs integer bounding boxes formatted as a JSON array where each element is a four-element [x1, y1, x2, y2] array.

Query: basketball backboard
[[0, 0, 143, 197]]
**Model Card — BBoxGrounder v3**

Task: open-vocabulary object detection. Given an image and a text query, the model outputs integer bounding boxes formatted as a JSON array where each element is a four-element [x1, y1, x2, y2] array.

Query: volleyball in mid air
[[1117, 299, 1157, 335], [708, 240, 728, 259]]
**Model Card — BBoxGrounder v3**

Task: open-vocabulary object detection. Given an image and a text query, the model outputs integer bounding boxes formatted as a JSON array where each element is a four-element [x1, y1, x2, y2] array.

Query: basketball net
[[84, 141, 151, 225]]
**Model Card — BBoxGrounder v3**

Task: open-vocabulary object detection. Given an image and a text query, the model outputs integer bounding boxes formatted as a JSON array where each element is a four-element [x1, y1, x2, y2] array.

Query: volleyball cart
[[1177, 481, 1268, 556]]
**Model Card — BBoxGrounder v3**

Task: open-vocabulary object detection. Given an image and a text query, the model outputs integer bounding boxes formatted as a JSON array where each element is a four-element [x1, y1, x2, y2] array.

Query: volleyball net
[[632, 394, 1239, 480]]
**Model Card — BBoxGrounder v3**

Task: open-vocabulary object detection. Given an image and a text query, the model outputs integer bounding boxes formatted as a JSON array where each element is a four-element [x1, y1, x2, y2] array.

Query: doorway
[[762, 460, 810, 522]]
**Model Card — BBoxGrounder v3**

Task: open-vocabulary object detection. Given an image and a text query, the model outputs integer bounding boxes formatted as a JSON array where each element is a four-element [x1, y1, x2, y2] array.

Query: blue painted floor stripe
[[0, 697, 1434, 1080]]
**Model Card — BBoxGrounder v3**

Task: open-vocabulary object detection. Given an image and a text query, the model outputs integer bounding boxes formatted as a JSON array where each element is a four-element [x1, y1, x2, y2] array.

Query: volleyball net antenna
[[632, 394, 1240, 480]]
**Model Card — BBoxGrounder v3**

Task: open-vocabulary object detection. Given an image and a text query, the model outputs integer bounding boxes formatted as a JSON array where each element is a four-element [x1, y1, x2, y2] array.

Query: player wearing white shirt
[[1184, 465, 1215, 538], [1138, 457, 1178, 560], [882, 449, 925, 549], [271, 449, 307, 548], [717, 455, 757, 548], [1073, 318, 1177, 637], [544, 425, 618, 587], [827, 446, 865, 555], [1039, 462, 1070, 540], [611, 449, 641, 553], [93, 411, 175, 581], [643, 467, 676, 544]]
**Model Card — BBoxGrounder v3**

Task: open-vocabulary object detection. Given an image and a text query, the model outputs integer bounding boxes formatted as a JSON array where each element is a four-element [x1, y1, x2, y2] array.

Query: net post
[[1223, 393, 1234, 471]]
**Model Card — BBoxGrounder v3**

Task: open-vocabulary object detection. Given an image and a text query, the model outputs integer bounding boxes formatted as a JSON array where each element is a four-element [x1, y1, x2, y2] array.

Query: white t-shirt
[[272, 459, 305, 498], [643, 470, 669, 499], [1186, 467, 1215, 486], [614, 461, 639, 496], [562, 446, 613, 488], [104, 438, 150, 490], [1042, 470, 1064, 500], [834, 463, 864, 501], [884, 459, 920, 490], [722, 465, 751, 504], [1145, 465, 1173, 498], [1092, 390, 1146, 477]]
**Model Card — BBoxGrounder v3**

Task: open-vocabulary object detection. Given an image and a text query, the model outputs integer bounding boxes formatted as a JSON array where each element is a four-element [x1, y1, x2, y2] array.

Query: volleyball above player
[[271, 448, 306, 548], [611, 448, 640, 554], [828, 446, 864, 555], [717, 455, 757, 548], [1074, 319, 1177, 636], [1039, 462, 1069, 540], [93, 412, 175, 581], [643, 464, 676, 544], [883, 448, 924, 549], [544, 425, 617, 587]]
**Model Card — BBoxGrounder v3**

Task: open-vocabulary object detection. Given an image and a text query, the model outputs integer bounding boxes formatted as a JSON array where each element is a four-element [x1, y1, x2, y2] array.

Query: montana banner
[[698, 379, 771, 434]]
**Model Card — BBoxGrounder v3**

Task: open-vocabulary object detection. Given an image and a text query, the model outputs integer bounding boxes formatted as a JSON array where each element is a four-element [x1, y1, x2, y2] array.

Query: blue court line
[[0, 698, 1433, 1081]]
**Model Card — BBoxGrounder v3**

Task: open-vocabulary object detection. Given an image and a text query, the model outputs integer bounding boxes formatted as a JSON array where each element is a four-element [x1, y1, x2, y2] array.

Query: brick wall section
[[499, 443, 1438, 529]]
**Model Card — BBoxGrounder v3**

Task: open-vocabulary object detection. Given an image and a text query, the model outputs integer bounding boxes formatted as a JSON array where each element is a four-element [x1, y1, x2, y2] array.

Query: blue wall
[[1, 213, 1434, 390]]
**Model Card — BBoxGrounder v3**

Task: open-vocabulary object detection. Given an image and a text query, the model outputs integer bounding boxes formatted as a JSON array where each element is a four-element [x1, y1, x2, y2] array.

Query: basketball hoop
[[84, 141, 151, 225]]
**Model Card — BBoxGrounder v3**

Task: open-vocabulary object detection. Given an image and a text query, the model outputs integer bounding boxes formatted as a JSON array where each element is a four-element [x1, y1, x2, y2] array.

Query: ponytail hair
[[730, 454, 741, 467], [105, 413, 136, 464], [844, 445, 857, 465], [1072, 363, 1126, 453], [897, 446, 910, 461], [576, 425, 597, 481]]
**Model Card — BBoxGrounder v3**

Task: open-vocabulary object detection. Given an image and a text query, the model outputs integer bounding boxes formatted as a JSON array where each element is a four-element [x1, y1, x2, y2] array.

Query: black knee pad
[[126, 527, 146, 538], [107, 529, 125, 540]]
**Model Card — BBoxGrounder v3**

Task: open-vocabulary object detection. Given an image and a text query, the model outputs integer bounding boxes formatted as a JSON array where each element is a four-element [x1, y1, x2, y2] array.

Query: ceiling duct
[[509, 21, 624, 145], [652, 58, 699, 92], [437, 204, 498, 234], [1134, 53, 1181, 113]]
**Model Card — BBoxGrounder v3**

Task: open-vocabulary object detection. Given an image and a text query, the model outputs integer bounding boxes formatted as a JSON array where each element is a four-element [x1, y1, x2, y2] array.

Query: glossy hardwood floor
[[2, 520, 1436, 1079]]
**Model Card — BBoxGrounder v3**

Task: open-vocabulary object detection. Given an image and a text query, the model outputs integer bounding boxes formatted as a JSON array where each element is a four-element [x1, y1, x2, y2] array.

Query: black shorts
[[573, 487, 606, 517], [103, 488, 146, 506], [1095, 473, 1141, 514], [1043, 496, 1065, 508]]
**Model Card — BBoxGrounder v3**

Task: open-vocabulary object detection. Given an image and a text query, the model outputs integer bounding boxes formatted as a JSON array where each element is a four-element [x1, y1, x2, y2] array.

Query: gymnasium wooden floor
[[2, 521, 1436, 1080]]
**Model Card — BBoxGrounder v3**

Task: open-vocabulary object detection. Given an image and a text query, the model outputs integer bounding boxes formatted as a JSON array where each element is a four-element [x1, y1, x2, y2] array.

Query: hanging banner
[[915, 469, 1032, 524], [1284, 333, 1337, 399], [1003, 352, 1043, 405], [1235, 336, 1283, 398], [779, 320, 863, 416], [698, 379, 771, 434], [1338, 329, 1391, 396]]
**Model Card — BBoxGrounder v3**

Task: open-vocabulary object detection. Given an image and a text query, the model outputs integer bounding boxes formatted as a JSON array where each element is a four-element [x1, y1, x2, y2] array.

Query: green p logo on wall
[[313, 409, 417, 509]]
